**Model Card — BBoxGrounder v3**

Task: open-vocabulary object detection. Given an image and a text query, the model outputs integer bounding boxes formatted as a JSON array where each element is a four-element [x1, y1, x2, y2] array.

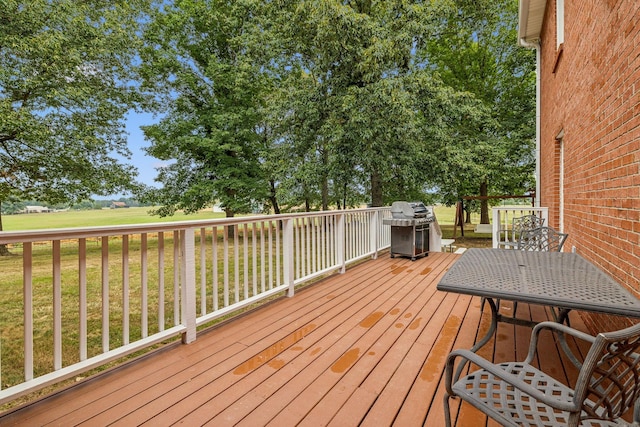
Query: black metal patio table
[[437, 248, 640, 359]]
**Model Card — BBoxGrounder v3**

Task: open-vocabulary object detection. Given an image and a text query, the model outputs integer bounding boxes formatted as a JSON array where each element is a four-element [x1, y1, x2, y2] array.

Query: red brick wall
[[538, 1, 640, 330]]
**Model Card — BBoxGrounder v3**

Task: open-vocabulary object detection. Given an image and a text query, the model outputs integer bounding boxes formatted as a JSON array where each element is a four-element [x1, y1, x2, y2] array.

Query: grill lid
[[409, 202, 429, 216], [390, 201, 433, 219]]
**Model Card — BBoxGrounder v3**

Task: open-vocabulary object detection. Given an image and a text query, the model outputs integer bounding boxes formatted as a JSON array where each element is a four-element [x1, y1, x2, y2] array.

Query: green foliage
[[261, 0, 469, 208], [0, 199, 25, 215], [0, 0, 535, 219], [423, 0, 537, 209], [137, 0, 271, 217], [0, 0, 152, 208], [137, 0, 497, 214]]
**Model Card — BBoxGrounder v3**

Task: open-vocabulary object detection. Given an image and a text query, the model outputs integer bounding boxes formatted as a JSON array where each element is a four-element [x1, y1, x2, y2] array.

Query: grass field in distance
[[2, 205, 468, 231]]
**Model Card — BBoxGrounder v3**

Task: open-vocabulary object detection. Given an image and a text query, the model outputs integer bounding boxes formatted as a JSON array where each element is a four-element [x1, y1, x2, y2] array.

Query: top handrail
[[0, 207, 389, 244]]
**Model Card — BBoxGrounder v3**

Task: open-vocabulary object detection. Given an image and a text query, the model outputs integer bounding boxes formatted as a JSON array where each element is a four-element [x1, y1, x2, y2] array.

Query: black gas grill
[[383, 201, 435, 260]]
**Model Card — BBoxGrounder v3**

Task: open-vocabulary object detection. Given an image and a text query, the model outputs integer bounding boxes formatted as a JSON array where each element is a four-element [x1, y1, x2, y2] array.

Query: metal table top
[[437, 248, 640, 318]]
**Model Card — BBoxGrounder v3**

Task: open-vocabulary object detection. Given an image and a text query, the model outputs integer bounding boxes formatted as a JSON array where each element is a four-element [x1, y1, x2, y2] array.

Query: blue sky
[[123, 111, 165, 189]]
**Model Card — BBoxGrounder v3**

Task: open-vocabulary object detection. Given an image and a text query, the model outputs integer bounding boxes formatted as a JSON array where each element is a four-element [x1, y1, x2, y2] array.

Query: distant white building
[[24, 206, 52, 213]]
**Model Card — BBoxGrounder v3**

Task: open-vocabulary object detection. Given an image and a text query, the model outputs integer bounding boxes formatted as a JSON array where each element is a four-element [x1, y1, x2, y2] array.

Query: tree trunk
[[268, 179, 280, 215], [370, 170, 383, 207], [224, 207, 235, 238], [321, 177, 329, 211], [321, 149, 329, 211], [342, 182, 347, 210], [480, 180, 490, 224]]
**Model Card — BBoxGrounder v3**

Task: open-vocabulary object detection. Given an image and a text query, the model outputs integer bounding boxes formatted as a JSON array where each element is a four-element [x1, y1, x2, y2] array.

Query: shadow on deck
[[0, 252, 588, 426]]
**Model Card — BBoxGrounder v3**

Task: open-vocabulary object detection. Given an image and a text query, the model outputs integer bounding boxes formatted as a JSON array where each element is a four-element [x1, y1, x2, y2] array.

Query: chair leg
[[553, 307, 572, 326], [443, 393, 453, 427]]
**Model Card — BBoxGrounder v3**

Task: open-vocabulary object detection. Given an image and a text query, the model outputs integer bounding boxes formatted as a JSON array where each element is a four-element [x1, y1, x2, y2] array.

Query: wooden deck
[[0, 252, 589, 426]]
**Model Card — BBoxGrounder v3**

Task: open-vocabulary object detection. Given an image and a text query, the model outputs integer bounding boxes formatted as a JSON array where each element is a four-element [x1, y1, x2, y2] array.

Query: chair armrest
[[524, 321, 596, 364], [445, 348, 579, 412]]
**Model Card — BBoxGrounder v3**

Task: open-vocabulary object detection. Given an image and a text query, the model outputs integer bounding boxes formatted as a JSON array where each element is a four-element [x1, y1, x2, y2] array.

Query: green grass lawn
[[2, 207, 227, 231], [2, 205, 485, 231], [2, 205, 492, 248]]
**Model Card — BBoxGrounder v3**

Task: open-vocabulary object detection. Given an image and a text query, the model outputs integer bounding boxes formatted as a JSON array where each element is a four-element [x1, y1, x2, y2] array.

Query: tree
[[0, 0, 151, 253], [265, 0, 459, 208], [0, 0, 150, 206], [137, 0, 271, 218], [423, 0, 536, 221], [136, 0, 533, 218]]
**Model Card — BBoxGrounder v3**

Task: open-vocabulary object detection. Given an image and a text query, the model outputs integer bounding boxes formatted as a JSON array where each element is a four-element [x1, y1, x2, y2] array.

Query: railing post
[[53, 240, 62, 371], [282, 218, 295, 297], [337, 213, 346, 273], [101, 236, 110, 353], [370, 210, 379, 259], [181, 229, 197, 344], [23, 242, 33, 382], [492, 208, 500, 248], [541, 207, 549, 229]]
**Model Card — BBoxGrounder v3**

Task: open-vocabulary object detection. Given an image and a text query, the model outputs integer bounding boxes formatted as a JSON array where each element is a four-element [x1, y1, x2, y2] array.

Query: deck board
[[0, 252, 588, 427]]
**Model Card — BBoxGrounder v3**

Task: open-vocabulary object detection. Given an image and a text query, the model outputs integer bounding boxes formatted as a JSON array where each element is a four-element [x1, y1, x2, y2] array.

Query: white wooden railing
[[0, 207, 391, 404], [492, 207, 549, 248]]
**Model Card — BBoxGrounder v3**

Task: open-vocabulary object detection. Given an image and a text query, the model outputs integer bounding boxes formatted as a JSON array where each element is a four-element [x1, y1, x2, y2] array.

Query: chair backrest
[[517, 226, 568, 252], [510, 215, 545, 243], [570, 322, 640, 425], [512, 214, 545, 232]]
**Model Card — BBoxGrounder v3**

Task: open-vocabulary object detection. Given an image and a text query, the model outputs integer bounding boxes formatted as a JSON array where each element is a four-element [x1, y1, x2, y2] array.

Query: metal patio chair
[[444, 321, 640, 427], [517, 226, 568, 252], [499, 214, 545, 248]]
